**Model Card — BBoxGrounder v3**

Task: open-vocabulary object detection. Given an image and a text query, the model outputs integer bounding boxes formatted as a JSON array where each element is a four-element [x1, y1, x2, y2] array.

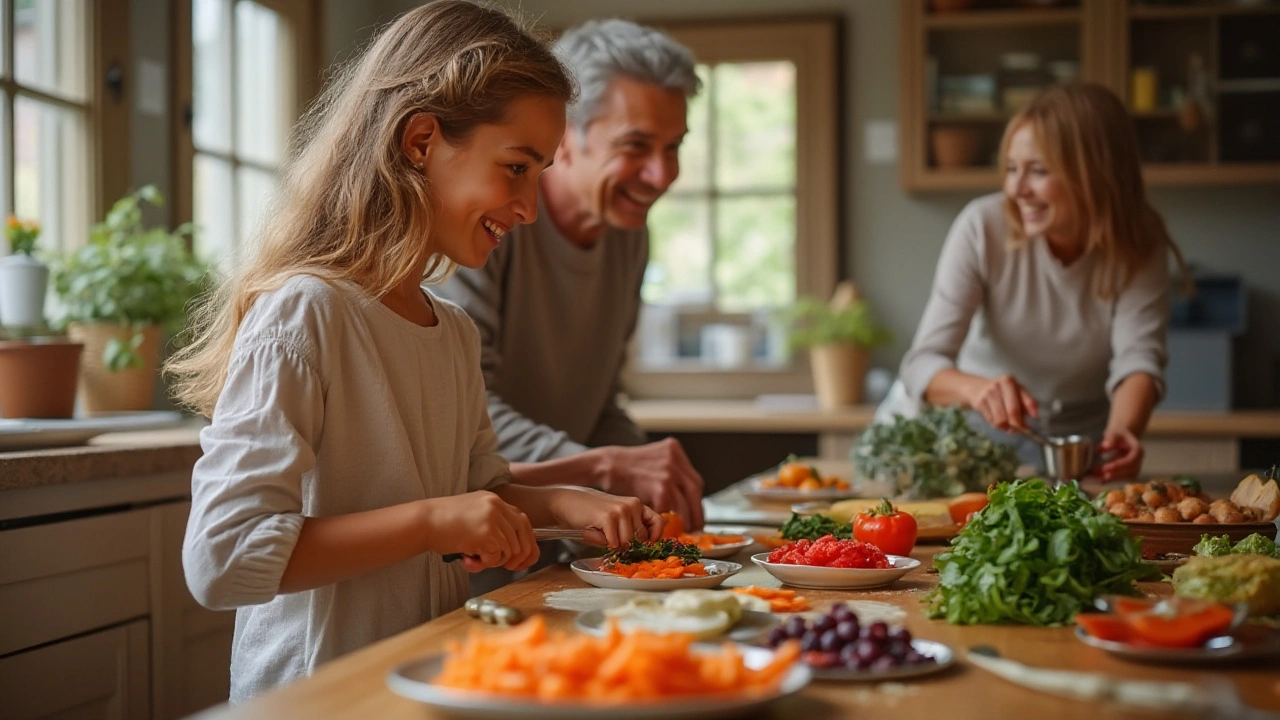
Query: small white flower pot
[[0, 254, 50, 328]]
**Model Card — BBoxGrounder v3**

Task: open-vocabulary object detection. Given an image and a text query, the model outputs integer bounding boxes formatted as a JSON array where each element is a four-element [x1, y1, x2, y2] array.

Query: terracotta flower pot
[[809, 343, 869, 410], [931, 126, 981, 168], [66, 323, 162, 414], [0, 340, 83, 418]]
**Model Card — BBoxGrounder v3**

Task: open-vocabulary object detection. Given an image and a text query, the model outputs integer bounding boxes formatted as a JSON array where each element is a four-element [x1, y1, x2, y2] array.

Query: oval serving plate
[[575, 608, 779, 643], [740, 479, 861, 504], [570, 558, 742, 591], [750, 553, 921, 590], [387, 643, 812, 720], [1074, 625, 1243, 663], [809, 639, 955, 682]]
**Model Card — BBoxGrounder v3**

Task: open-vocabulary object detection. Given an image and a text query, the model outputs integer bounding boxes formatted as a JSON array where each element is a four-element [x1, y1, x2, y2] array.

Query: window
[[626, 20, 839, 398], [174, 0, 316, 267], [1, 0, 93, 255]]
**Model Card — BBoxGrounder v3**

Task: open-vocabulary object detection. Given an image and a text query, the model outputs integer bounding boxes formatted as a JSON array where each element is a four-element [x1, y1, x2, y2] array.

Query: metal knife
[[441, 528, 587, 563]]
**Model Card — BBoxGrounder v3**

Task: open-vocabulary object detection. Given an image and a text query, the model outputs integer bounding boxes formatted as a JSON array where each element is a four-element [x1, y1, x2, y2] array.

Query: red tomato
[[1117, 599, 1235, 648], [853, 499, 918, 556], [1075, 614, 1134, 643], [947, 492, 989, 525]]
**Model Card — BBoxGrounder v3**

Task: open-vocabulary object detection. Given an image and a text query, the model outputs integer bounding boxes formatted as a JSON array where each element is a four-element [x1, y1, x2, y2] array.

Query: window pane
[[194, 154, 234, 265], [14, 0, 88, 101], [236, 166, 277, 249], [0, 94, 8, 226], [644, 196, 712, 307], [669, 64, 710, 194], [15, 96, 88, 253], [714, 62, 796, 190], [715, 195, 795, 313], [235, 1, 291, 166], [193, 0, 233, 153]]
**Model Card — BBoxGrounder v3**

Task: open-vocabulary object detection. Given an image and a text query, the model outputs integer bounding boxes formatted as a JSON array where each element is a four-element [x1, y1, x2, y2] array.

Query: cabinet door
[[0, 620, 149, 720]]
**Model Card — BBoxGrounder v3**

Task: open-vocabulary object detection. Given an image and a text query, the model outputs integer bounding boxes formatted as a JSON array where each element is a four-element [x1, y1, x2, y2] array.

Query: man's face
[[558, 75, 688, 230]]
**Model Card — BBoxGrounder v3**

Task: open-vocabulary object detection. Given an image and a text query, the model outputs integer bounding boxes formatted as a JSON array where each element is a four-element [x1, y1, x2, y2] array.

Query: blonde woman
[[894, 83, 1186, 481], [166, 1, 662, 701]]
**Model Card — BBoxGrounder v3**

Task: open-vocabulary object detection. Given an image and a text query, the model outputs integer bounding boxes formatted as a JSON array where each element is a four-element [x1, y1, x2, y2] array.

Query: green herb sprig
[[924, 478, 1161, 627], [779, 512, 852, 541], [601, 539, 702, 567]]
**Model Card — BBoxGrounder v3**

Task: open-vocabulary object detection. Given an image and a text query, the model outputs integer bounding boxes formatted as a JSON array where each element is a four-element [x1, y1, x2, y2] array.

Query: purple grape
[[767, 627, 788, 647], [785, 616, 808, 638], [864, 621, 889, 641], [819, 630, 843, 653], [835, 620, 859, 642], [838, 644, 860, 665], [853, 638, 883, 663], [871, 655, 899, 672], [830, 603, 854, 622], [887, 639, 910, 660], [904, 650, 925, 665], [801, 630, 820, 652], [813, 615, 836, 633], [889, 627, 912, 643]]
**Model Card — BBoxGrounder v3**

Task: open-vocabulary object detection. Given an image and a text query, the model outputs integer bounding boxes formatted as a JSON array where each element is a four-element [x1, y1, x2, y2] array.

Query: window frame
[[171, 0, 320, 235], [0, 0, 124, 255], [624, 17, 841, 400]]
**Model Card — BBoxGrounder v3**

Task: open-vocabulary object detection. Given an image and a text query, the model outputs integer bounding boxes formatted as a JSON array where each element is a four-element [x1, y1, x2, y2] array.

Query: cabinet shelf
[[1129, 4, 1280, 20], [923, 7, 1081, 29]]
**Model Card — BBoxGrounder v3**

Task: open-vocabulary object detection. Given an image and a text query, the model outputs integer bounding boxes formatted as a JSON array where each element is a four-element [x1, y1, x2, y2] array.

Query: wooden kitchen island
[[192, 546, 1280, 720]]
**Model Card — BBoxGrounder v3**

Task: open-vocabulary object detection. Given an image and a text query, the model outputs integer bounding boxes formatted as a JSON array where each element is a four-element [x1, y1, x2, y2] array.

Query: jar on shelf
[[999, 52, 1049, 112]]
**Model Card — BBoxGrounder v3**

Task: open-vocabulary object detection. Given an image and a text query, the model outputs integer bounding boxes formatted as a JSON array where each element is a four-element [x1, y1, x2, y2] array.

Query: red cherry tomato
[[853, 499, 918, 556]]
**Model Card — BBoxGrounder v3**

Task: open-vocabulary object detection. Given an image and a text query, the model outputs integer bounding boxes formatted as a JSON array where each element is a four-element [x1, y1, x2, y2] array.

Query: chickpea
[[1109, 502, 1138, 520], [1141, 490, 1167, 509], [1177, 497, 1208, 521], [1193, 513, 1216, 524], [1165, 484, 1186, 503], [1124, 483, 1146, 503], [1135, 511, 1156, 523], [1104, 489, 1125, 507], [1153, 507, 1182, 524], [1209, 499, 1237, 515], [1219, 511, 1246, 524]]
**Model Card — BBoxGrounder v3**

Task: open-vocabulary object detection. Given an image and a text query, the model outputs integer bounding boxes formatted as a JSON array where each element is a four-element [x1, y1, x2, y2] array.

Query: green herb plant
[[925, 478, 1161, 626], [1194, 533, 1279, 559], [853, 405, 1020, 499], [782, 296, 891, 351], [601, 539, 702, 568], [5, 216, 41, 255], [779, 512, 852, 541], [51, 185, 209, 371]]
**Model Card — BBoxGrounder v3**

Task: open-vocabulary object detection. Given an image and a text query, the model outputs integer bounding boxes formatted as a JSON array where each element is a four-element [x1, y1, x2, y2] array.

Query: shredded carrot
[[435, 616, 800, 702], [603, 556, 708, 579], [732, 586, 810, 613]]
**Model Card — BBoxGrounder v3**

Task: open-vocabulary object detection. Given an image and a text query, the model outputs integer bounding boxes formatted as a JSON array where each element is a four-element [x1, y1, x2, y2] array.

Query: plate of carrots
[[570, 557, 742, 591], [388, 615, 809, 719], [660, 514, 757, 559]]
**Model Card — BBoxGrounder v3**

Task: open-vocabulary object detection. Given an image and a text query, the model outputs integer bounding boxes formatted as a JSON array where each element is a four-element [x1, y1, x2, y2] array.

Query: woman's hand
[[968, 374, 1039, 432], [547, 486, 665, 549], [420, 491, 540, 573], [592, 439, 705, 531], [1097, 428, 1144, 481]]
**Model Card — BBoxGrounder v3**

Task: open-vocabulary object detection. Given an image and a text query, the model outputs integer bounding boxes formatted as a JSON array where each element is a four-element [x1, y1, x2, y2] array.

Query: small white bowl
[[570, 558, 742, 591], [750, 552, 920, 590]]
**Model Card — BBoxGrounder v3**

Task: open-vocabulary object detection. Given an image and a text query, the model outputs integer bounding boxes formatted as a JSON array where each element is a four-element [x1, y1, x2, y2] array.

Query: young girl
[[166, 1, 663, 701]]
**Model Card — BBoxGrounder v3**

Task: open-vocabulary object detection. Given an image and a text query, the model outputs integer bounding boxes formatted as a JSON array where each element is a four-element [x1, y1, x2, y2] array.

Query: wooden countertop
[[627, 399, 1280, 437], [191, 545, 1280, 720]]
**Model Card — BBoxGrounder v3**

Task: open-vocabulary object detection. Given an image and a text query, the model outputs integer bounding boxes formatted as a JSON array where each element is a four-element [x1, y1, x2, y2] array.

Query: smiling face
[[412, 93, 566, 268], [553, 75, 688, 237], [1003, 124, 1074, 244]]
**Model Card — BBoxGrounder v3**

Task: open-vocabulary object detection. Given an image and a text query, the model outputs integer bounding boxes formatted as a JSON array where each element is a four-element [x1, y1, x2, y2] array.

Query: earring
[[415, 161, 424, 170]]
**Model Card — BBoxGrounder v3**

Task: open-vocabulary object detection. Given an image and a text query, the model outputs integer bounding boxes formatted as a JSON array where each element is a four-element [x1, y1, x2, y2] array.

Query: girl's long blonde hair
[[1000, 82, 1187, 300], [166, 0, 574, 417]]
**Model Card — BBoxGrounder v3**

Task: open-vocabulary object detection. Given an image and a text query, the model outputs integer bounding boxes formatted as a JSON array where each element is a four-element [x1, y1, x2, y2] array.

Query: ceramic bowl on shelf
[[930, 126, 981, 168]]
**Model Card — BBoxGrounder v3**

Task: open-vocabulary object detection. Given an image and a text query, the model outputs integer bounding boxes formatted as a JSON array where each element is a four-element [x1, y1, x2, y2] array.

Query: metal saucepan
[[1021, 427, 1094, 483]]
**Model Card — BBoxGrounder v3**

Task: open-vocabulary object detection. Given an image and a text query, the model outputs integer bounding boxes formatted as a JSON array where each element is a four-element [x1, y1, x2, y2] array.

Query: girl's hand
[[548, 487, 665, 549], [421, 491, 540, 572], [1097, 428, 1144, 481], [969, 374, 1038, 432]]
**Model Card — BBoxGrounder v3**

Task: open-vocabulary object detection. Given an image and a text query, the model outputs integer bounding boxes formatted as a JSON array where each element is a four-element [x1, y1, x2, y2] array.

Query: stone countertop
[[0, 423, 205, 492]]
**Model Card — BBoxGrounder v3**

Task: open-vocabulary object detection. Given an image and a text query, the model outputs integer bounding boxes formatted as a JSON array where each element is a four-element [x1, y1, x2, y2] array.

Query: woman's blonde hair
[[166, 0, 574, 417], [1000, 82, 1187, 300]]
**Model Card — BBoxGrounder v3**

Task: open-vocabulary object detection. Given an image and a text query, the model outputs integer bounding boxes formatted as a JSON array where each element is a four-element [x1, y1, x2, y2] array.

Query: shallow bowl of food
[[570, 558, 742, 591]]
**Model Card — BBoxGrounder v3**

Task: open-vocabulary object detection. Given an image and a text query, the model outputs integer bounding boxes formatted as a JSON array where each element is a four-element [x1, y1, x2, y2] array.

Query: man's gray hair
[[554, 19, 701, 136]]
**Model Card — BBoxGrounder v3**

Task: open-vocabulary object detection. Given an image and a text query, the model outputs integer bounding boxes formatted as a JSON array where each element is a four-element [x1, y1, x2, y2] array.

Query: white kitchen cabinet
[[0, 620, 150, 720], [1, 473, 234, 719]]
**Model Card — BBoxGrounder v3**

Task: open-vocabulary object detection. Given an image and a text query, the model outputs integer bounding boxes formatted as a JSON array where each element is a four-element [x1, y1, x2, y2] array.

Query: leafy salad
[[778, 512, 852, 541], [925, 478, 1160, 626], [852, 405, 1020, 499]]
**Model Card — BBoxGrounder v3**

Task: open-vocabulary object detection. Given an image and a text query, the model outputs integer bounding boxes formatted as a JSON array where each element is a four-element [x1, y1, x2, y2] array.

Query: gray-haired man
[[436, 19, 705, 529]]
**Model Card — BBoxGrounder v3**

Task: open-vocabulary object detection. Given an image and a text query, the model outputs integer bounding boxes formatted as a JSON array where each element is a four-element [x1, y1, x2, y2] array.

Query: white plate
[[750, 553, 920, 590], [387, 643, 811, 720], [1072, 625, 1259, 663], [690, 534, 757, 559], [0, 411, 186, 450], [810, 639, 955, 681], [575, 608, 779, 643], [740, 479, 860, 503], [569, 558, 741, 591]]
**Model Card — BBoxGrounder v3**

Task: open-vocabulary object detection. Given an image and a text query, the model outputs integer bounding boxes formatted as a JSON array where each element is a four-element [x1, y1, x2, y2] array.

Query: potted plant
[[51, 186, 209, 414], [0, 216, 49, 331], [784, 282, 891, 410]]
